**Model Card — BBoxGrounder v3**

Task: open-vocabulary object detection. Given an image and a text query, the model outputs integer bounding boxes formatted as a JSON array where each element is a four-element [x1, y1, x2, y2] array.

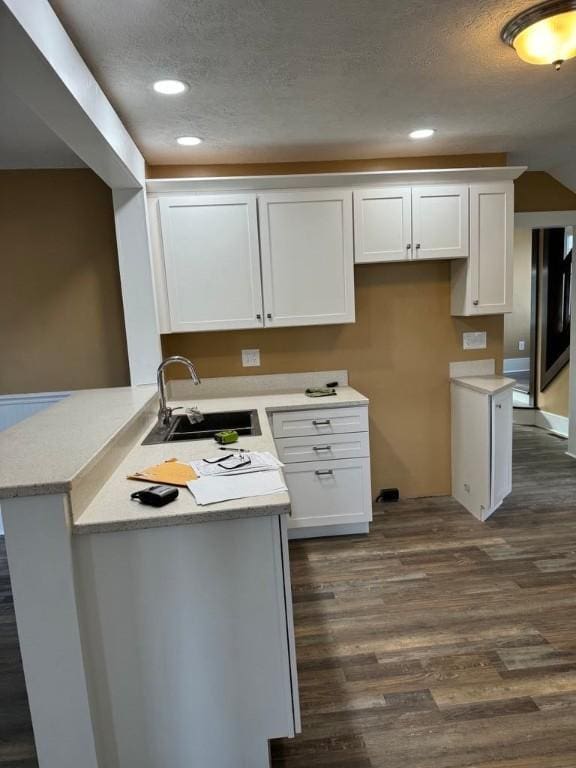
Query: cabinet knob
[[415, 243, 421, 249], [256, 313, 262, 321], [267, 313, 272, 320], [473, 300, 479, 306], [406, 243, 412, 250], [496, 404, 502, 409]]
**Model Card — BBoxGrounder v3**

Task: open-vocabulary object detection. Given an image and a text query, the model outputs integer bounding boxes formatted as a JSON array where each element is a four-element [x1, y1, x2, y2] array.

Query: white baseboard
[[513, 407, 569, 438], [288, 522, 369, 539], [504, 357, 530, 374], [536, 410, 569, 438]]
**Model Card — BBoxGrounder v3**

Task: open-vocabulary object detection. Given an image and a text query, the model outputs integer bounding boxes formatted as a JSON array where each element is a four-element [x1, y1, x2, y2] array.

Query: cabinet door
[[353, 187, 412, 263], [491, 389, 513, 510], [258, 190, 355, 327], [469, 183, 513, 314], [412, 185, 469, 260], [283, 458, 372, 529], [159, 195, 263, 332]]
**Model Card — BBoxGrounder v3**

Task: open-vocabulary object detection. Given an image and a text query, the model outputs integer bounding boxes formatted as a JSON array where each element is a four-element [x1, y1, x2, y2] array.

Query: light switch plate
[[519, 340, 526, 351], [463, 331, 487, 350], [241, 349, 261, 367]]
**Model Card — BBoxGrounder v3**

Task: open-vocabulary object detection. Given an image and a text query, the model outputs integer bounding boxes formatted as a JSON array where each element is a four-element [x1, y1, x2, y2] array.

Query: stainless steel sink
[[142, 410, 261, 445]]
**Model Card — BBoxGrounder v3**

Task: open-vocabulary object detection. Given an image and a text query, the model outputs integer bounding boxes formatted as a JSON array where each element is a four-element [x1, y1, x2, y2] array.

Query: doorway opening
[[504, 224, 573, 433]]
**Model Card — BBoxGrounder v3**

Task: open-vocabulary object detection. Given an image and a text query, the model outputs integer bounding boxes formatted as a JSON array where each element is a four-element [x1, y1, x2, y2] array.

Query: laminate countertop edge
[[451, 375, 516, 396]]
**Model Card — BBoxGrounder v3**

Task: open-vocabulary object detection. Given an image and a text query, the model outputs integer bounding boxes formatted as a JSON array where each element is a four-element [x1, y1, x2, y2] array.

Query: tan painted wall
[[162, 262, 503, 498], [147, 153, 507, 179], [504, 227, 532, 360], [0, 169, 130, 394], [540, 365, 570, 418], [515, 171, 576, 213]]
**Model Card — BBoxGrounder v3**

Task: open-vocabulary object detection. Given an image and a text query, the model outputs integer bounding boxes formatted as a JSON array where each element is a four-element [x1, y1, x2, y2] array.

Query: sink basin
[[142, 410, 261, 445]]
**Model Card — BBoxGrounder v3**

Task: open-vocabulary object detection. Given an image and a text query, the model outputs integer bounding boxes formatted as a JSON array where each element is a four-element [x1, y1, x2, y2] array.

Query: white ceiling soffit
[[0, 81, 84, 169], [48, 0, 576, 173]]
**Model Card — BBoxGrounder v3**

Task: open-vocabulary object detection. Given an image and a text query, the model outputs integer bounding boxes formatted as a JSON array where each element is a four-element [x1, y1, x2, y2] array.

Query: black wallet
[[130, 485, 179, 507]]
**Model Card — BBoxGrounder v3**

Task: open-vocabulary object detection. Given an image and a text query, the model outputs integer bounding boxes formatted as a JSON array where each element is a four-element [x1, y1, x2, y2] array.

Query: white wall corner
[[113, 189, 162, 385]]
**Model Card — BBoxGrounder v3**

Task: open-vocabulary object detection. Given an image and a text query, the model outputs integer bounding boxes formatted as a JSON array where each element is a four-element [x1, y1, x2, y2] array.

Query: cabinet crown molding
[[146, 166, 527, 195]]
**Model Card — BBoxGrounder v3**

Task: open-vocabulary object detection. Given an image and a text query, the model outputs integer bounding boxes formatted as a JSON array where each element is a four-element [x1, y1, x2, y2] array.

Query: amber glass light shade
[[512, 9, 576, 64]]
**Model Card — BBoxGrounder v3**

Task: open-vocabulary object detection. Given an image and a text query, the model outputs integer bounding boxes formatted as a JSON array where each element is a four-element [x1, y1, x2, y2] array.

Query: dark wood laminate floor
[[270, 425, 576, 768], [1, 425, 576, 767]]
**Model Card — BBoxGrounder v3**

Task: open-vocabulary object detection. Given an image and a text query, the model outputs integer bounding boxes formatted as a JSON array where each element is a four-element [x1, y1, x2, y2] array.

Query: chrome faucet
[[157, 355, 201, 427]]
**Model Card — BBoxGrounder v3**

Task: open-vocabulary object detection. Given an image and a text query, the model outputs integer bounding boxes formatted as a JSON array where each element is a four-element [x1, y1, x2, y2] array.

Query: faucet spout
[[157, 356, 201, 427]]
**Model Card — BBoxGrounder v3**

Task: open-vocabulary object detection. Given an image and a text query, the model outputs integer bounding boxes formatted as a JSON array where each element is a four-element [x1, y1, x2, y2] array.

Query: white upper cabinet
[[412, 185, 469, 260], [258, 190, 355, 327], [451, 182, 513, 316], [354, 187, 412, 263], [158, 195, 263, 332], [353, 184, 469, 264]]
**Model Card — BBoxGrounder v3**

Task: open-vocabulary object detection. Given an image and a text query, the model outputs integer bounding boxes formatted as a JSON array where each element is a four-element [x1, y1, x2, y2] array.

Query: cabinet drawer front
[[275, 432, 370, 464], [272, 407, 368, 438], [284, 459, 372, 528]]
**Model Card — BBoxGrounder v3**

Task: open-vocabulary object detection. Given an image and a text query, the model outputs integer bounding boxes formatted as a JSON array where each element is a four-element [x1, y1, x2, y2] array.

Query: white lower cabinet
[[451, 379, 513, 521], [272, 405, 372, 538]]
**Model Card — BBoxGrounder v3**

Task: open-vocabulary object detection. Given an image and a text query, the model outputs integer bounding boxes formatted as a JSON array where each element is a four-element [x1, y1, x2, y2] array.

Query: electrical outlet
[[241, 349, 260, 367], [463, 331, 487, 350], [519, 340, 526, 351]]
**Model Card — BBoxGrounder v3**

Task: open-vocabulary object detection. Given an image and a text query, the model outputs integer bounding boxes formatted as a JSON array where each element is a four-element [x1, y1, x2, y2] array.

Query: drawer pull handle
[[313, 446, 331, 451], [312, 419, 331, 426], [315, 469, 334, 476], [496, 403, 502, 409]]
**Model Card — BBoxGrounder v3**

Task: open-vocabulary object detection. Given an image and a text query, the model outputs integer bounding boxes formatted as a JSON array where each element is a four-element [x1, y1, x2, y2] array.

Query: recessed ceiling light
[[409, 128, 435, 139], [501, 1, 576, 70], [153, 79, 188, 95], [176, 136, 203, 146]]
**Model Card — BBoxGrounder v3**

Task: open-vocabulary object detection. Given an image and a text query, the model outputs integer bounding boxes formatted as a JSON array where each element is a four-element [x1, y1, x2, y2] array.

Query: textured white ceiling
[[0, 82, 84, 169], [47, 0, 576, 171]]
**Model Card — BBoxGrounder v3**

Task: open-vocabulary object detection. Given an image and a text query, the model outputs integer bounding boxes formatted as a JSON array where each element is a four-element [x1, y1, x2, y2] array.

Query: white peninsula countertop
[[0, 376, 368, 535]]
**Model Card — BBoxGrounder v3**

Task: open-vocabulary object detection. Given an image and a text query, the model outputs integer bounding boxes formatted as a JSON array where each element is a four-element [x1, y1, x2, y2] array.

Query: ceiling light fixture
[[176, 136, 203, 146], [501, 0, 576, 70], [409, 128, 435, 139], [153, 79, 188, 95]]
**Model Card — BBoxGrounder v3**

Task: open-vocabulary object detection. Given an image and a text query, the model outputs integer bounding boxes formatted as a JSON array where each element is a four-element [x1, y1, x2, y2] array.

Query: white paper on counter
[[187, 470, 287, 505], [190, 451, 283, 477]]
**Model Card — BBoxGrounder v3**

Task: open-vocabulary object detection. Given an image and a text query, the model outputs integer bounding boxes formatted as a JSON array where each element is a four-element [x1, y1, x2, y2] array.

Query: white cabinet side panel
[[451, 384, 491, 520], [491, 388, 513, 511], [74, 515, 294, 768], [2, 495, 99, 768]]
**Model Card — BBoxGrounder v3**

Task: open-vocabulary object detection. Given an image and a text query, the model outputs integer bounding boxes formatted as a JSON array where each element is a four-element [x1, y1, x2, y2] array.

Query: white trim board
[[504, 357, 530, 374], [515, 212, 576, 228], [147, 166, 526, 195], [513, 407, 569, 439]]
